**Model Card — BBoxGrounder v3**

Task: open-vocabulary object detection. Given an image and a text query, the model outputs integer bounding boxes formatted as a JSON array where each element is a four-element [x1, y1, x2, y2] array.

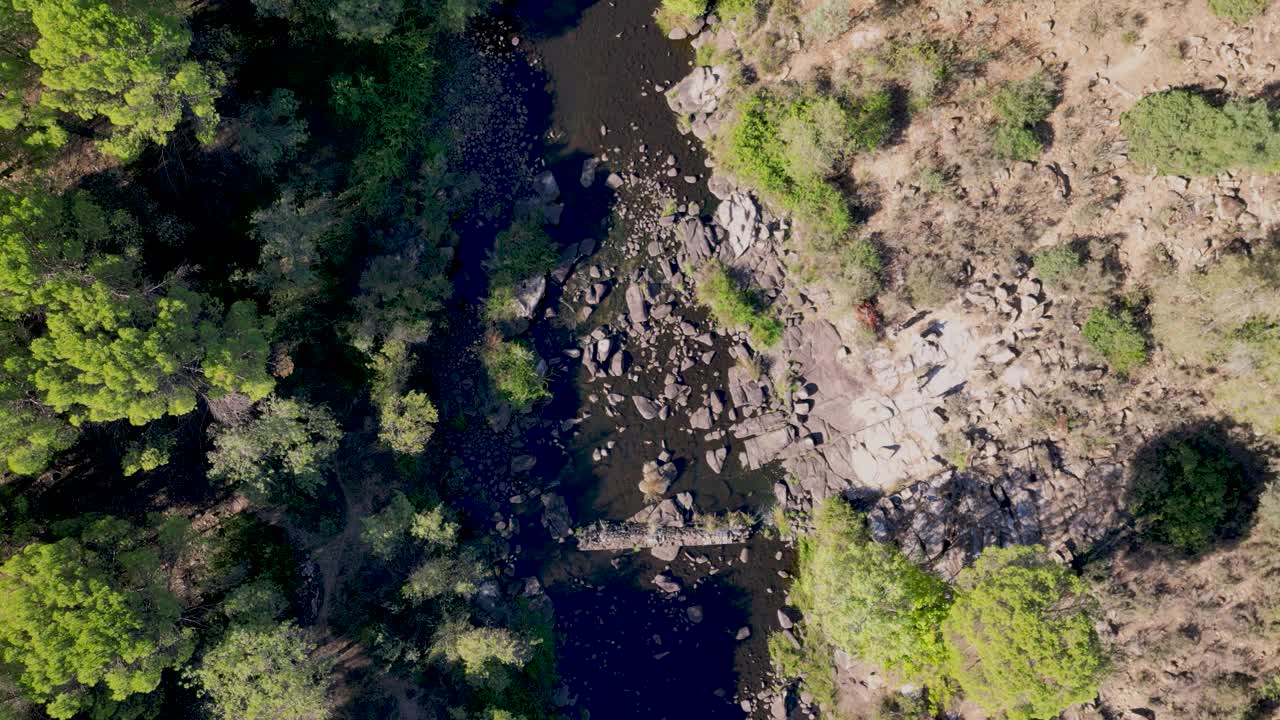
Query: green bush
[[943, 546, 1108, 720], [480, 336, 549, 408], [695, 261, 784, 347], [727, 89, 890, 241], [1208, 0, 1270, 23], [905, 260, 955, 308], [1121, 90, 1280, 175], [877, 40, 954, 106], [486, 222, 558, 290], [834, 238, 883, 304], [1133, 437, 1246, 552], [655, 0, 708, 31], [793, 499, 953, 684], [716, 0, 760, 23], [1082, 306, 1147, 374], [992, 74, 1056, 161], [1032, 245, 1083, 283]]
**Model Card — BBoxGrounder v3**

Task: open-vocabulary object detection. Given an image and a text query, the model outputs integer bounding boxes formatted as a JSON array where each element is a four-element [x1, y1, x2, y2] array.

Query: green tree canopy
[[0, 517, 193, 719], [1121, 89, 1280, 176], [188, 620, 333, 720], [0, 188, 274, 474], [942, 545, 1107, 720], [11, 0, 223, 159], [207, 396, 341, 501], [793, 499, 952, 683]]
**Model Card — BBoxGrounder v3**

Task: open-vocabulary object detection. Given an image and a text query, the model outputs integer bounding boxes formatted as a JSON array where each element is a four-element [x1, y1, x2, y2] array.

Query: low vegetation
[[726, 88, 891, 240], [480, 335, 550, 408], [696, 261, 784, 347], [1121, 90, 1280, 175], [1082, 305, 1148, 374], [655, 0, 708, 32], [1151, 249, 1280, 436], [1032, 245, 1083, 284], [992, 73, 1057, 161], [483, 222, 559, 325], [1207, 0, 1271, 23]]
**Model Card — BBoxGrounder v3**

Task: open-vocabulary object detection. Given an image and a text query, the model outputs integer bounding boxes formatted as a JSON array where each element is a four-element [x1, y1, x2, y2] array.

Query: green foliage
[[206, 397, 342, 501], [431, 617, 535, 690], [367, 340, 438, 454], [1082, 305, 1148, 374], [329, 0, 405, 43], [655, 0, 708, 31], [1133, 437, 1246, 552], [0, 188, 274, 473], [1207, 0, 1270, 23], [188, 621, 333, 720], [486, 222, 558, 291], [793, 499, 953, 684], [832, 238, 883, 305], [803, 0, 852, 42], [942, 546, 1107, 720], [0, 520, 193, 719], [1151, 250, 1280, 435], [768, 631, 839, 712], [402, 550, 488, 603], [250, 192, 336, 312], [695, 261, 784, 347], [875, 40, 954, 106], [347, 250, 451, 354], [1121, 90, 1280, 175], [222, 580, 289, 627], [727, 89, 890, 241], [11, 0, 222, 159], [716, 0, 760, 23], [1032, 245, 1083, 283], [121, 437, 173, 476], [992, 74, 1056, 161], [236, 89, 308, 174], [480, 336, 549, 408]]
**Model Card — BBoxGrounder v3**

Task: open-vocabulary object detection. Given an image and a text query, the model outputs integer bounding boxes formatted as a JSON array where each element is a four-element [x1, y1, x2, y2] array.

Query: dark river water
[[424, 2, 797, 717]]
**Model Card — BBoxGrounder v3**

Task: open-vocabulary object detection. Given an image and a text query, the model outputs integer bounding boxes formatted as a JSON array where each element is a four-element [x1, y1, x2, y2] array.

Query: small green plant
[[1120, 29, 1141, 44], [696, 261, 784, 347], [1121, 90, 1280, 175], [1082, 305, 1147, 374], [695, 43, 716, 67], [716, 0, 760, 24], [992, 74, 1057, 161], [1207, 0, 1270, 23], [878, 40, 954, 107], [655, 0, 708, 31], [1032, 245, 1083, 283], [1132, 435, 1247, 552], [480, 335, 550, 407]]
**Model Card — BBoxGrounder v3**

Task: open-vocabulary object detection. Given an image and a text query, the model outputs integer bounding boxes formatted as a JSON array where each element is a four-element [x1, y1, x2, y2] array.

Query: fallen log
[[575, 520, 753, 551]]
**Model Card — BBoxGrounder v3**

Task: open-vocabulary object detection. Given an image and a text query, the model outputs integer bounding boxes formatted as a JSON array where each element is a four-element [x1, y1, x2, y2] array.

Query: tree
[[430, 617, 534, 690], [0, 519, 193, 719], [367, 340, 438, 454], [401, 551, 486, 603], [236, 89, 308, 174], [793, 499, 952, 683], [942, 546, 1107, 720], [347, 250, 451, 354], [328, 0, 404, 43], [188, 621, 333, 720], [206, 397, 341, 501], [11, 0, 222, 160], [1132, 437, 1246, 552]]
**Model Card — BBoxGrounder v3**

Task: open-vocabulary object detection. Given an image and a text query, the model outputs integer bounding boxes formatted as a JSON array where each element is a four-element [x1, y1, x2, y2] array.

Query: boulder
[[579, 157, 600, 187], [626, 283, 650, 323], [632, 396, 660, 420]]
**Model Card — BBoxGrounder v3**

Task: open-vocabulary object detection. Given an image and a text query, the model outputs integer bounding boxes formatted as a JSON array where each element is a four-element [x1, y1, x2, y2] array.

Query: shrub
[[1132, 436, 1247, 552], [1208, 0, 1270, 23], [1082, 306, 1147, 374], [992, 74, 1056, 161], [1032, 245, 1083, 283], [1121, 90, 1280, 175], [1151, 251, 1280, 435], [943, 546, 1107, 720], [905, 260, 956, 308], [768, 630, 839, 712], [878, 40, 954, 106], [716, 0, 760, 23], [793, 499, 953, 684], [480, 336, 549, 408], [803, 0, 853, 42], [486, 222, 558, 290], [695, 261, 784, 347], [655, 0, 708, 31], [206, 397, 342, 501], [189, 621, 333, 720]]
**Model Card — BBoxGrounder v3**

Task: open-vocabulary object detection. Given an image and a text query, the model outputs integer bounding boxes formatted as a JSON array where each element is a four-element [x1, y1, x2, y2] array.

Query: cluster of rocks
[[575, 491, 753, 561]]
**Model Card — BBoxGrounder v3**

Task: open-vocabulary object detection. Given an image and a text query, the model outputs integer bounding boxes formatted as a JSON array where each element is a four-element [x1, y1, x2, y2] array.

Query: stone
[[1216, 194, 1247, 220], [608, 351, 627, 377], [512, 275, 547, 319], [735, 626, 751, 641], [540, 494, 572, 540], [666, 66, 725, 118], [633, 396, 660, 420], [690, 407, 713, 430], [510, 455, 536, 473], [605, 172, 624, 189], [651, 544, 680, 561], [714, 191, 769, 257], [653, 573, 681, 594], [579, 157, 600, 187], [534, 170, 559, 203], [777, 609, 794, 629], [626, 283, 650, 323], [706, 446, 727, 474], [687, 605, 704, 623]]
